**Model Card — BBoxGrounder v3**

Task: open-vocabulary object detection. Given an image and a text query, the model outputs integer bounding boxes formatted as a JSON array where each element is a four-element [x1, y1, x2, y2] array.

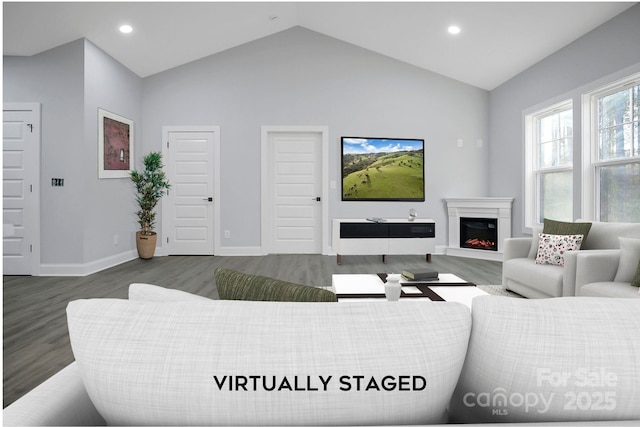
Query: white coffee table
[[331, 273, 489, 308]]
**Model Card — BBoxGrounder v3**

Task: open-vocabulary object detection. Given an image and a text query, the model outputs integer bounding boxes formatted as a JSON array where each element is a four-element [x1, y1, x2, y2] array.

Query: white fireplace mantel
[[444, 197, 514, 261]]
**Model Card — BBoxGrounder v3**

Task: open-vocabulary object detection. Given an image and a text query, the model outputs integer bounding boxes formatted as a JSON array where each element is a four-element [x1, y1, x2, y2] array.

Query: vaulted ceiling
[[3, 2, 635, 90]]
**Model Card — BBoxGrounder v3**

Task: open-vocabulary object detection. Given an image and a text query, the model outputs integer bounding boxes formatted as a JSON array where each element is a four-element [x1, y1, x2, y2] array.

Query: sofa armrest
[[3, 362, 105, 426], [574, 250, 621, 295], [502, 237, 533, 262], [562, 251, 580, 297]]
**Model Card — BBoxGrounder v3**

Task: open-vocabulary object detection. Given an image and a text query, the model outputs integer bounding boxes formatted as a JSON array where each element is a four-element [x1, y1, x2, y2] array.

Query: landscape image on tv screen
[[341, 137, 425, 201]]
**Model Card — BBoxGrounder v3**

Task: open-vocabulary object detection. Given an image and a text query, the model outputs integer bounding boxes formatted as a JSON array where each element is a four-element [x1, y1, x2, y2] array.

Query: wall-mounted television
[[341, 136, 425, 202]]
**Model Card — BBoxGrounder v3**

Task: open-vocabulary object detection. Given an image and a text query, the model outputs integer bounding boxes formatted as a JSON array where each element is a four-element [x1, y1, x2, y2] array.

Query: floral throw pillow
[[535, 233, 584, 266]]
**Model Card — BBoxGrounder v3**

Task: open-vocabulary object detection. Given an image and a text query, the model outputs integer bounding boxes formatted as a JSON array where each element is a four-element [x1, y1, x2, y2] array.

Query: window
[[525, 101, 573, 228], [584, 74, 640, 222]]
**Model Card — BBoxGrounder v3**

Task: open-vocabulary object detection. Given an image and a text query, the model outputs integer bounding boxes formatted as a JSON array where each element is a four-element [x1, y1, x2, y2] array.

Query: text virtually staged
[[213, 374, 427, 392]]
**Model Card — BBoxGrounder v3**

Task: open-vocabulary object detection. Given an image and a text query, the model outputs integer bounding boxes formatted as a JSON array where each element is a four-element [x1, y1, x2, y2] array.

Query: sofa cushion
[[535, 233, 584, 266], [67, 299, 471, 426], [543, 218, 592, 241], [215, 268, 338, 302], [579, 281, 640, 298], [129, 283, 212, 301], [449, 296, 640, 423], [580, 221, 640, 250], [525, 220, 591, 260], [614, 237, 640, 283], [503, 257, 564, 297]]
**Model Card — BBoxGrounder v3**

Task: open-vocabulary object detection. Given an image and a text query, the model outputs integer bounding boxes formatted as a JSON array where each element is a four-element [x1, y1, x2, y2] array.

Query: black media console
[[332, 219, 436, 264]]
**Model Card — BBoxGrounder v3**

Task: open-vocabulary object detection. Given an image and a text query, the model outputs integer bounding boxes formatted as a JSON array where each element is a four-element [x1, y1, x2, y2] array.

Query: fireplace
[[460, 218, 498, 251], [444, 197, 513, 261]]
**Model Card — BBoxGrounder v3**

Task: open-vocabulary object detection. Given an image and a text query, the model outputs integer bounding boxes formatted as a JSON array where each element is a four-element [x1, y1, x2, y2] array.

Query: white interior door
[[3, 103, 40, 275], [164, 129, 217, 255], [267, 131, 323, 254]]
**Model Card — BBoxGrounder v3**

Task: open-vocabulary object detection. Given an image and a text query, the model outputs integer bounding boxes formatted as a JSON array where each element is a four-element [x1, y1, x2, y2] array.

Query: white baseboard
[[37, 245, 454, 276], [39, 250, 138, 276], [216, 246, 263, 256], [446, 247, 504, 261], [435, 245, 448, 255]]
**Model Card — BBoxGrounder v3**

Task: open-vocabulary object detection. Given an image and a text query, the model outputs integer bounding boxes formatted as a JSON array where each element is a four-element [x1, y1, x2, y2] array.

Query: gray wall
[[143, 27, 490, 249], [5, 4, 639, 269], [489, 3, 640, 236], [83, 40, 143, 262], [4, 40, 86, 264], [4, 39, 143, 266]]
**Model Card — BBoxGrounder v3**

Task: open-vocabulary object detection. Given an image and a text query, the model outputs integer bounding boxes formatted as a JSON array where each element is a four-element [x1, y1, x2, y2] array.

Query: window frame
[[524, 99, 574, 230], [582, 72, 640, 222]]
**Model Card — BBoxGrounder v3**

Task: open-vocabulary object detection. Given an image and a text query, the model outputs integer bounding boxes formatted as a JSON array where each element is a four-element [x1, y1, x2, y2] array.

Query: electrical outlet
[[224, 230, 231, 239], [457, 139, 463, 148], [51, 178, 64, 186], [113, 235, 119, 245]]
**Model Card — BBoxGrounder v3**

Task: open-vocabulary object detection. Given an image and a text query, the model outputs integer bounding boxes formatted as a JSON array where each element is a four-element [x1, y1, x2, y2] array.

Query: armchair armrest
[[574, 250, 621, 296], [3, 362, 105, 426], [562, 251, 580, 297], [502, 237, 533, 262]]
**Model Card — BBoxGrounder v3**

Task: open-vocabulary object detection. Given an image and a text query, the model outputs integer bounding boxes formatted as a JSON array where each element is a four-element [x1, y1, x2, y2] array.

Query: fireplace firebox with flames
[[460, 218, 498, 251]]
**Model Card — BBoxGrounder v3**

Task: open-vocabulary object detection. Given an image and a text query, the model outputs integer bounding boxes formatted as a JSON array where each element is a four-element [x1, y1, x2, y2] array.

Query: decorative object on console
[[365, 217, 385, 223], [341, 137, 424, 202], [130, 152, 171, 259]]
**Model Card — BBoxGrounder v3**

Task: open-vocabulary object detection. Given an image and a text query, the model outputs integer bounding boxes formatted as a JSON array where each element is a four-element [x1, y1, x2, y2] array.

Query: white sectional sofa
[[574, 235, 640, 297], [502, 221, 640, 298], [4, 284, 640, 426]]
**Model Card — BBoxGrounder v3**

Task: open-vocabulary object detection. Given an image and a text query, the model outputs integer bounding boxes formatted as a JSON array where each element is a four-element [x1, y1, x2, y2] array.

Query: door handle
[[203, 197, 213, 202]]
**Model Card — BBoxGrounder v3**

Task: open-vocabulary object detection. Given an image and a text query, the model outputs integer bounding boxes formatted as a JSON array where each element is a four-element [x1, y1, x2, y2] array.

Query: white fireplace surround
[[444, 197, 514, 261]]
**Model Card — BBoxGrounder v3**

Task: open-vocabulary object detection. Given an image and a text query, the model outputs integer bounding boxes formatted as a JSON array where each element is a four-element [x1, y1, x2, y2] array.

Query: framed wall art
[[98, 108, 133, 179]]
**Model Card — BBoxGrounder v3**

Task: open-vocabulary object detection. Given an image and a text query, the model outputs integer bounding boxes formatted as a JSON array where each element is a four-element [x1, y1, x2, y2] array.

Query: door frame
[[3, 102, 41, 275], [162, 126, 221, 256], [260, 126, 329, 255]]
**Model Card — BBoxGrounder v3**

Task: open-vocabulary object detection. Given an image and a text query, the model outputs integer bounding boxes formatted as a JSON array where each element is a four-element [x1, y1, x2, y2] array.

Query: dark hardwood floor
[[3, 253, 503, 407]]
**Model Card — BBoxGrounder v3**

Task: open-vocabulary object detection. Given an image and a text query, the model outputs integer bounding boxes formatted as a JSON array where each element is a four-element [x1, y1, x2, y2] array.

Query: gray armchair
[[575, 249, 640, 298], [502, 221, 640, 298]]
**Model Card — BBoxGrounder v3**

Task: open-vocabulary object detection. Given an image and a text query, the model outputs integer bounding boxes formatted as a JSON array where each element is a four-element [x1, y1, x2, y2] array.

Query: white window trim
[[581, 72, 640, 221], [524, 99, 573, 230]]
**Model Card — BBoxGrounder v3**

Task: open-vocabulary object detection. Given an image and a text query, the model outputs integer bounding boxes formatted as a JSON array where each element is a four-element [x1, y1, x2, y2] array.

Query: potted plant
[[130, 152, 170, 259]]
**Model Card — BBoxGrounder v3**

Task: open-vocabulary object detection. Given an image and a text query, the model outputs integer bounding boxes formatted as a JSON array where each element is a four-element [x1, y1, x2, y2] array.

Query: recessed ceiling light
[[448, 25, 461, 35], [119, 24, 133, 34]]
